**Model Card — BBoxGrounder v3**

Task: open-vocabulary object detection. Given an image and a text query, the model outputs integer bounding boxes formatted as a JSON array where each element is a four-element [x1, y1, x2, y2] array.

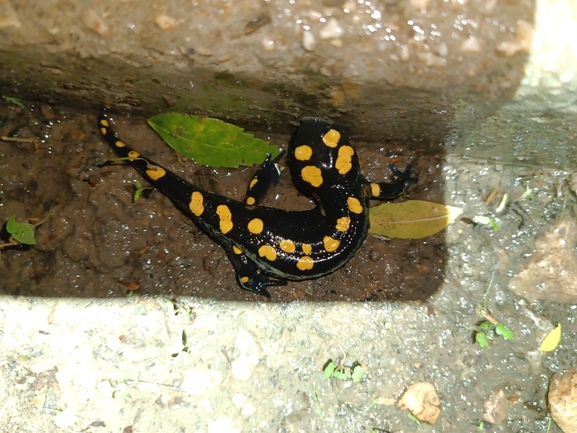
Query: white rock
[[231, 328, 260, 380], [397, 382, 441, 425], [319, 18, 343, 40], [53, 407, 76, 428], [241, 402, 256, 415], [181, 369, 222, 395], [207, 416, 241, 433], [549, 370, 577, 433], [302, 31, 316, 51]]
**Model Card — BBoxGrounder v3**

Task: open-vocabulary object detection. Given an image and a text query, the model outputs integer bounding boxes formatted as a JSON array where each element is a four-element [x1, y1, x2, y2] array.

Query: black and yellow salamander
[[98, 113, 416, 297]]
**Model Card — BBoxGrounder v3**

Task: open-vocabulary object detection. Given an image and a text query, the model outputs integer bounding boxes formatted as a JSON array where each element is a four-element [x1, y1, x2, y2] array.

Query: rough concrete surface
[[0, 0, 535, 141], [0, 0, 576, 432]]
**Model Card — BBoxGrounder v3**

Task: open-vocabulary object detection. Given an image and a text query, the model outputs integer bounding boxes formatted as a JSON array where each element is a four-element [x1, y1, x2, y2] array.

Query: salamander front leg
[[369, 163, 417, 200], [243, 151, 286, 206]]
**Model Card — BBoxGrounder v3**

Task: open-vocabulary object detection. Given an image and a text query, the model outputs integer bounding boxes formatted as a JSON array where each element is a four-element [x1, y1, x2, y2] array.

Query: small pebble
[[40, 105, 55, 121], [155, 14, 178, 31], [302, 30, 316, 51], [319, 18, 343, 40]]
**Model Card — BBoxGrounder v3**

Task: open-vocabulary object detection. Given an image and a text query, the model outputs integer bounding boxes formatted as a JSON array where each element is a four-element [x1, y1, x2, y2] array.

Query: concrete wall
[[0, 0, 535, 142]]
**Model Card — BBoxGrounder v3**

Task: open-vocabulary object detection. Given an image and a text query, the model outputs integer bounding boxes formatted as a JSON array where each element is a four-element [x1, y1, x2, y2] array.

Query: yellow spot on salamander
[[347, 196, 363, 214], [336, 216, 351, 232], [323, 236, 340, 252], [146, 166, 166, 180], [128, 151, 140, 161], [246, 196, 256, 205], [248, 218, 264, 234], [100, 119, 109, 127], [115, 140, 126, 148], [297, 256, 314, 271], [241, 276, 249, 283], [322, 129, 340, 148], [295, 145, 313, 161], [233, 245, 243, 255], [249, 178, 258, 189], [301, 165, 323, 187], [370, 183, 381, 197], [302, 243, 312, 254], [279, 239, 296, 253], [216, 204, 233, 234], [189, 191, 204, 217], [258, 245, 277, 262], [100, 127, 107, 135], [335, 145, 354, 175]]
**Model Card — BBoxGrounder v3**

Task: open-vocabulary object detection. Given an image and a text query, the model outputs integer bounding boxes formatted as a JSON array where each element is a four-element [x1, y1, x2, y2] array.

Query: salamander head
[[287, 119, 361, 197]]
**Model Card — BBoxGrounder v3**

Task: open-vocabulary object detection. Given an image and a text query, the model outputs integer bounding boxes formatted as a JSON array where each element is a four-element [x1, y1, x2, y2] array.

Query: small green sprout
[[407, 413, 422, 428], [472, 215, 499, 231], [365, 397, 388, 411], [2, 96, 25, 109], [7, 214, 37, 245], [474, 318, 514, 348], [133, 179, 153, 202], [473, 273, 514, 348], [332, 367, 349, 381], [518, 185, 534, 201], [1, 212, 51, 256], [312, 384, 322, 417], [323, 360, 365, 383]]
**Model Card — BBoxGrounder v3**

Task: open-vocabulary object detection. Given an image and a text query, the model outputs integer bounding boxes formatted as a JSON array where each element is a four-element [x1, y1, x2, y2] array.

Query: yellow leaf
[[368, 200, 463, 239], [539, 323, 562, 352]]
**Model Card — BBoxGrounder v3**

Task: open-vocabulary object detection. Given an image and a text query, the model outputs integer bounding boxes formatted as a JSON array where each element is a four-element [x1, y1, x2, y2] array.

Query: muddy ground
[[0, 102, 444, 302]]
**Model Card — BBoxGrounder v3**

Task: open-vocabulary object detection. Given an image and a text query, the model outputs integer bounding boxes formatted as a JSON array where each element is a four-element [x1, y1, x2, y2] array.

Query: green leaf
[[495, 323, 514, 340], [323, 362, 335, 379], [352, 365, 365, 383], [479, 321, 493, 331], [407, 413, 422, 428], [148, 113, 281, 168], [368, 200, 462, 239], [133, 179, 152, 202], [2, 96, 25, 109], [6, 214, 36, 245], [475, 332, 490, 348], [539, 323, 562, 352], [472, 215, 500, 231]]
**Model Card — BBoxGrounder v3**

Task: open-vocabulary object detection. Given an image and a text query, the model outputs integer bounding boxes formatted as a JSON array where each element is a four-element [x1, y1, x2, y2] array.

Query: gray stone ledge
[[0, 0, 534, 142]]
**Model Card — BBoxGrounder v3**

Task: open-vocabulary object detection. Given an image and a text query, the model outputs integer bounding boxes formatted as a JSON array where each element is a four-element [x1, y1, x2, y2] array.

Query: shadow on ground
[[0, 103, 447, 302]]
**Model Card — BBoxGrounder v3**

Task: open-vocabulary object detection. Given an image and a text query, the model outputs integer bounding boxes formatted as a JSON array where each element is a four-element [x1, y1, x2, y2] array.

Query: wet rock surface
[[0, 0, 534, 141]]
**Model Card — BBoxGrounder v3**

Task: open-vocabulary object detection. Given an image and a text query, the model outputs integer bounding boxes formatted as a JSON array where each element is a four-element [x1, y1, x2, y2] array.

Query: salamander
[[98, 113, 416, 297]]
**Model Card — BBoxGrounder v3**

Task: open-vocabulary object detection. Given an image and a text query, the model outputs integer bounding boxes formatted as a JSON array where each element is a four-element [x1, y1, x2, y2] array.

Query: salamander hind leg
[[368, 163, 417, 200], [225, 243, 287, 297], [243, 151, 286, 206]]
